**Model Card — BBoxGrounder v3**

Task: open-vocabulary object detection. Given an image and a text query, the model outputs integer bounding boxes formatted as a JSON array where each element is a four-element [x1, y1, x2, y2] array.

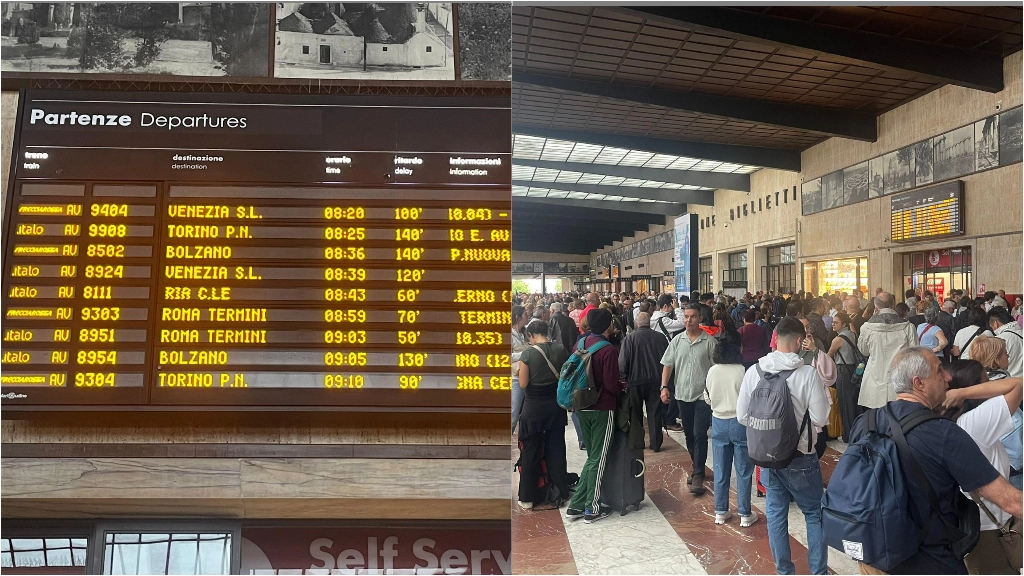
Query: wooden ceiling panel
[[511, 5, 1019, 156]]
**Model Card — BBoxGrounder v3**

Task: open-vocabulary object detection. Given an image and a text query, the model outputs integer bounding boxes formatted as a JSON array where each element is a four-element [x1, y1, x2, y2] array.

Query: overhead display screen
[[2, 90, 511, 411], [890, 180, 964, 243]]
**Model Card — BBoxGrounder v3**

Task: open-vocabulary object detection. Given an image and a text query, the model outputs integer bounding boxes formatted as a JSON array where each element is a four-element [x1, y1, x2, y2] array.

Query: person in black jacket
[[618, 312, 670, 451], [805, 298, 830, 347], [548, 302, 580, 353], [622, 295, 635, 333]]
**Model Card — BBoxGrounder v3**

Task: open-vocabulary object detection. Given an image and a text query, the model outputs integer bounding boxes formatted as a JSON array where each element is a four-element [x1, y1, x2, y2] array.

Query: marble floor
[[512, 421, 857, 575]]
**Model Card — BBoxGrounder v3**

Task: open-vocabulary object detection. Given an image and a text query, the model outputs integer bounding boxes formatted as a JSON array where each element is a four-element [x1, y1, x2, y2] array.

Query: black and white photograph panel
[[457, 2, 509, 80], [868, 155, 884, 198], [801, 177, 822, 215], [822, 170, 844, 210], [274, 2, 455, 80], [976, 114, 999, 170], [913, 139, 933, 187], [844, 161, 869, 205], [933, 123, 976, 181], [1, 2, 270, 76], [999, 106, 1023, 165], [883, 145, 913, 194]]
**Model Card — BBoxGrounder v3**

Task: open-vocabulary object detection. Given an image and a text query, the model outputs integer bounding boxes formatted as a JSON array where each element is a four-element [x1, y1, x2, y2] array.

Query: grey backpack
[[745, 366, 810, 469]]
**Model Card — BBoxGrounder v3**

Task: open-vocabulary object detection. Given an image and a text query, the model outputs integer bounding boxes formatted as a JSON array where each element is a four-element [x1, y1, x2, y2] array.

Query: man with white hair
[[843, 347, 1022, 574], [618, 311, 670, 451], [548, 301, 579, 353]]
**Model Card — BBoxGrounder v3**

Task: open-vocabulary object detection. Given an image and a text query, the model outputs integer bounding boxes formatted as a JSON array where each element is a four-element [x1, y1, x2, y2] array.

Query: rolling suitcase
[[599, 428, 645, 515]]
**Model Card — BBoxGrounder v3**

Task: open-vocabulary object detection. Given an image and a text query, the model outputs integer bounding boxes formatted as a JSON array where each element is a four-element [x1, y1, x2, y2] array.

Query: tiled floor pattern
[[513, 422, 857, 575]]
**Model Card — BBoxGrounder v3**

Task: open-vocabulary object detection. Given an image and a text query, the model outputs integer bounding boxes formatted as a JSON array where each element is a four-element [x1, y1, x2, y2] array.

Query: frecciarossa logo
[[28, 108, 248, 130]]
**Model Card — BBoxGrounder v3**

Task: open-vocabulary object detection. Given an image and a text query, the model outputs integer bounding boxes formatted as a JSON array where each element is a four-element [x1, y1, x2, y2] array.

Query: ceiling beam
[[514, 232, 627, 249], [512, 206, 659, 226], [619, 6, 1004, 93], [513, 124, 801, 171], [513, 158, 750, 191], [513, 224, 629, 241], [513, 180, 713, 205], [513, 201, 668, 225], [513, 220, 644, 235], [513, 196, 686, 216], [514, 72, 876, 141], [512, 240, 597, 255], [514, 222, 629, 237]]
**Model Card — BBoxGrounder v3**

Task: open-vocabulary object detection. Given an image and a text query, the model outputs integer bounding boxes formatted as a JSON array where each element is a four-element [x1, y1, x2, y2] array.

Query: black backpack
[[513, 442, 579, 508], [823, 406, 980, 570]]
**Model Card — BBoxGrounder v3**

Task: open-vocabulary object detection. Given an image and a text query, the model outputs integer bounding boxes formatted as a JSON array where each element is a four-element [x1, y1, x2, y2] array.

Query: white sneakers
[[518, 501, 533, 510], [714, 510, 759, 527]]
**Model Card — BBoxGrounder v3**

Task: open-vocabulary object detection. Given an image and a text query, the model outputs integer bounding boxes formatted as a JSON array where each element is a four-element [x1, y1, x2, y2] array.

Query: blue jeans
[[511, 376, 524, 434], [711, 416, 753, 516], [765, 453, 827, 575]]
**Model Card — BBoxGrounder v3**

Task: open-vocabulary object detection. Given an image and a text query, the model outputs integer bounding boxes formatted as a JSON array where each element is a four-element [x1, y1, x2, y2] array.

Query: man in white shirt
[[737, 317, 831, 575], [990, 307, 1023, 378], [651, 294, 686, 341], [956, 378, 1021, 541]]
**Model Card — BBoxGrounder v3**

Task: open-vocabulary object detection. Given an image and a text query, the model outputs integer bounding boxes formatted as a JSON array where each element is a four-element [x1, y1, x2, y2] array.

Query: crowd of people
[[512, 286, 1023, 574]]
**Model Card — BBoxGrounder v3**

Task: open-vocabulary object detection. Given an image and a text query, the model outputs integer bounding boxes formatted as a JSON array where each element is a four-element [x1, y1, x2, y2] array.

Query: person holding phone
[[797, 315, 838, 454]]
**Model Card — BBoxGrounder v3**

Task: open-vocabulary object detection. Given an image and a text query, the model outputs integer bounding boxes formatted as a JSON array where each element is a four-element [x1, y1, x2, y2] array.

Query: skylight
[[511, 185, 675, 204], [512, 135, 762, 174]]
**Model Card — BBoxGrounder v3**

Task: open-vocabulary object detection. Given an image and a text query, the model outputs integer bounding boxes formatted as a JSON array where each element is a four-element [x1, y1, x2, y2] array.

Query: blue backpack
[[556, 338, 611, 411], [822, 405, 976, 571]]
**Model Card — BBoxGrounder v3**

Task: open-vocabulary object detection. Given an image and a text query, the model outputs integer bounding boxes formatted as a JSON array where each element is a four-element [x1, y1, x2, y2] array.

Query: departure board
[[1, 90, 511, 411], [890, 181, 964, 243]]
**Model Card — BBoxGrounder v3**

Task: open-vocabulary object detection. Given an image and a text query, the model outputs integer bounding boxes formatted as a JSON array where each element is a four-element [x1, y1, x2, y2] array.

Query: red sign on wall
[[924, 249, 972, 270], [241, 525, 510, 575]]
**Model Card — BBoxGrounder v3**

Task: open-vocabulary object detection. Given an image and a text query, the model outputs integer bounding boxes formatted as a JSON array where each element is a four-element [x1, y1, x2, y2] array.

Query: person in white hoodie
[[652, 294, 688, 432], [989, 307, 1023, 378], [737, 317, 832, 575], [650, 294, 686, 340]]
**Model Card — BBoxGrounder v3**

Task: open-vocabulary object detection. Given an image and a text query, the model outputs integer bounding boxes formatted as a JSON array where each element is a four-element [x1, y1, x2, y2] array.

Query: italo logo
[[29, 108, 248, 130]]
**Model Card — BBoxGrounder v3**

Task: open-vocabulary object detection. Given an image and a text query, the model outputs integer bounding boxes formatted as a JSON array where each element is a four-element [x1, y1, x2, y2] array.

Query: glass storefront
[[803, 257, 869, 297], [901, 247, 972, 300]]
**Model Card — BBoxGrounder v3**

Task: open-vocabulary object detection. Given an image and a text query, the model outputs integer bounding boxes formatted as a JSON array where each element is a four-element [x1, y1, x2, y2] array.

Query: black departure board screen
[[890, 181, 965, 243], [2, 90, 511, 411]]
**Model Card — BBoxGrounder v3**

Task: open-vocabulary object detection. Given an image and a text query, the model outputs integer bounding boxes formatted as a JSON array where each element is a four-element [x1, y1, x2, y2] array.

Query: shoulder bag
[[837, 334, 867, 386], [658, 317, 681, 341], [969, 492, 1023, 571], [529, 344, 561, 379]]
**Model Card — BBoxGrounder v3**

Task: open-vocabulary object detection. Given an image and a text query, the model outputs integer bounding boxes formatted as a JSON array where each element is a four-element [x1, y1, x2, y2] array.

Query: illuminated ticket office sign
[[2, 90, 511, 411]]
